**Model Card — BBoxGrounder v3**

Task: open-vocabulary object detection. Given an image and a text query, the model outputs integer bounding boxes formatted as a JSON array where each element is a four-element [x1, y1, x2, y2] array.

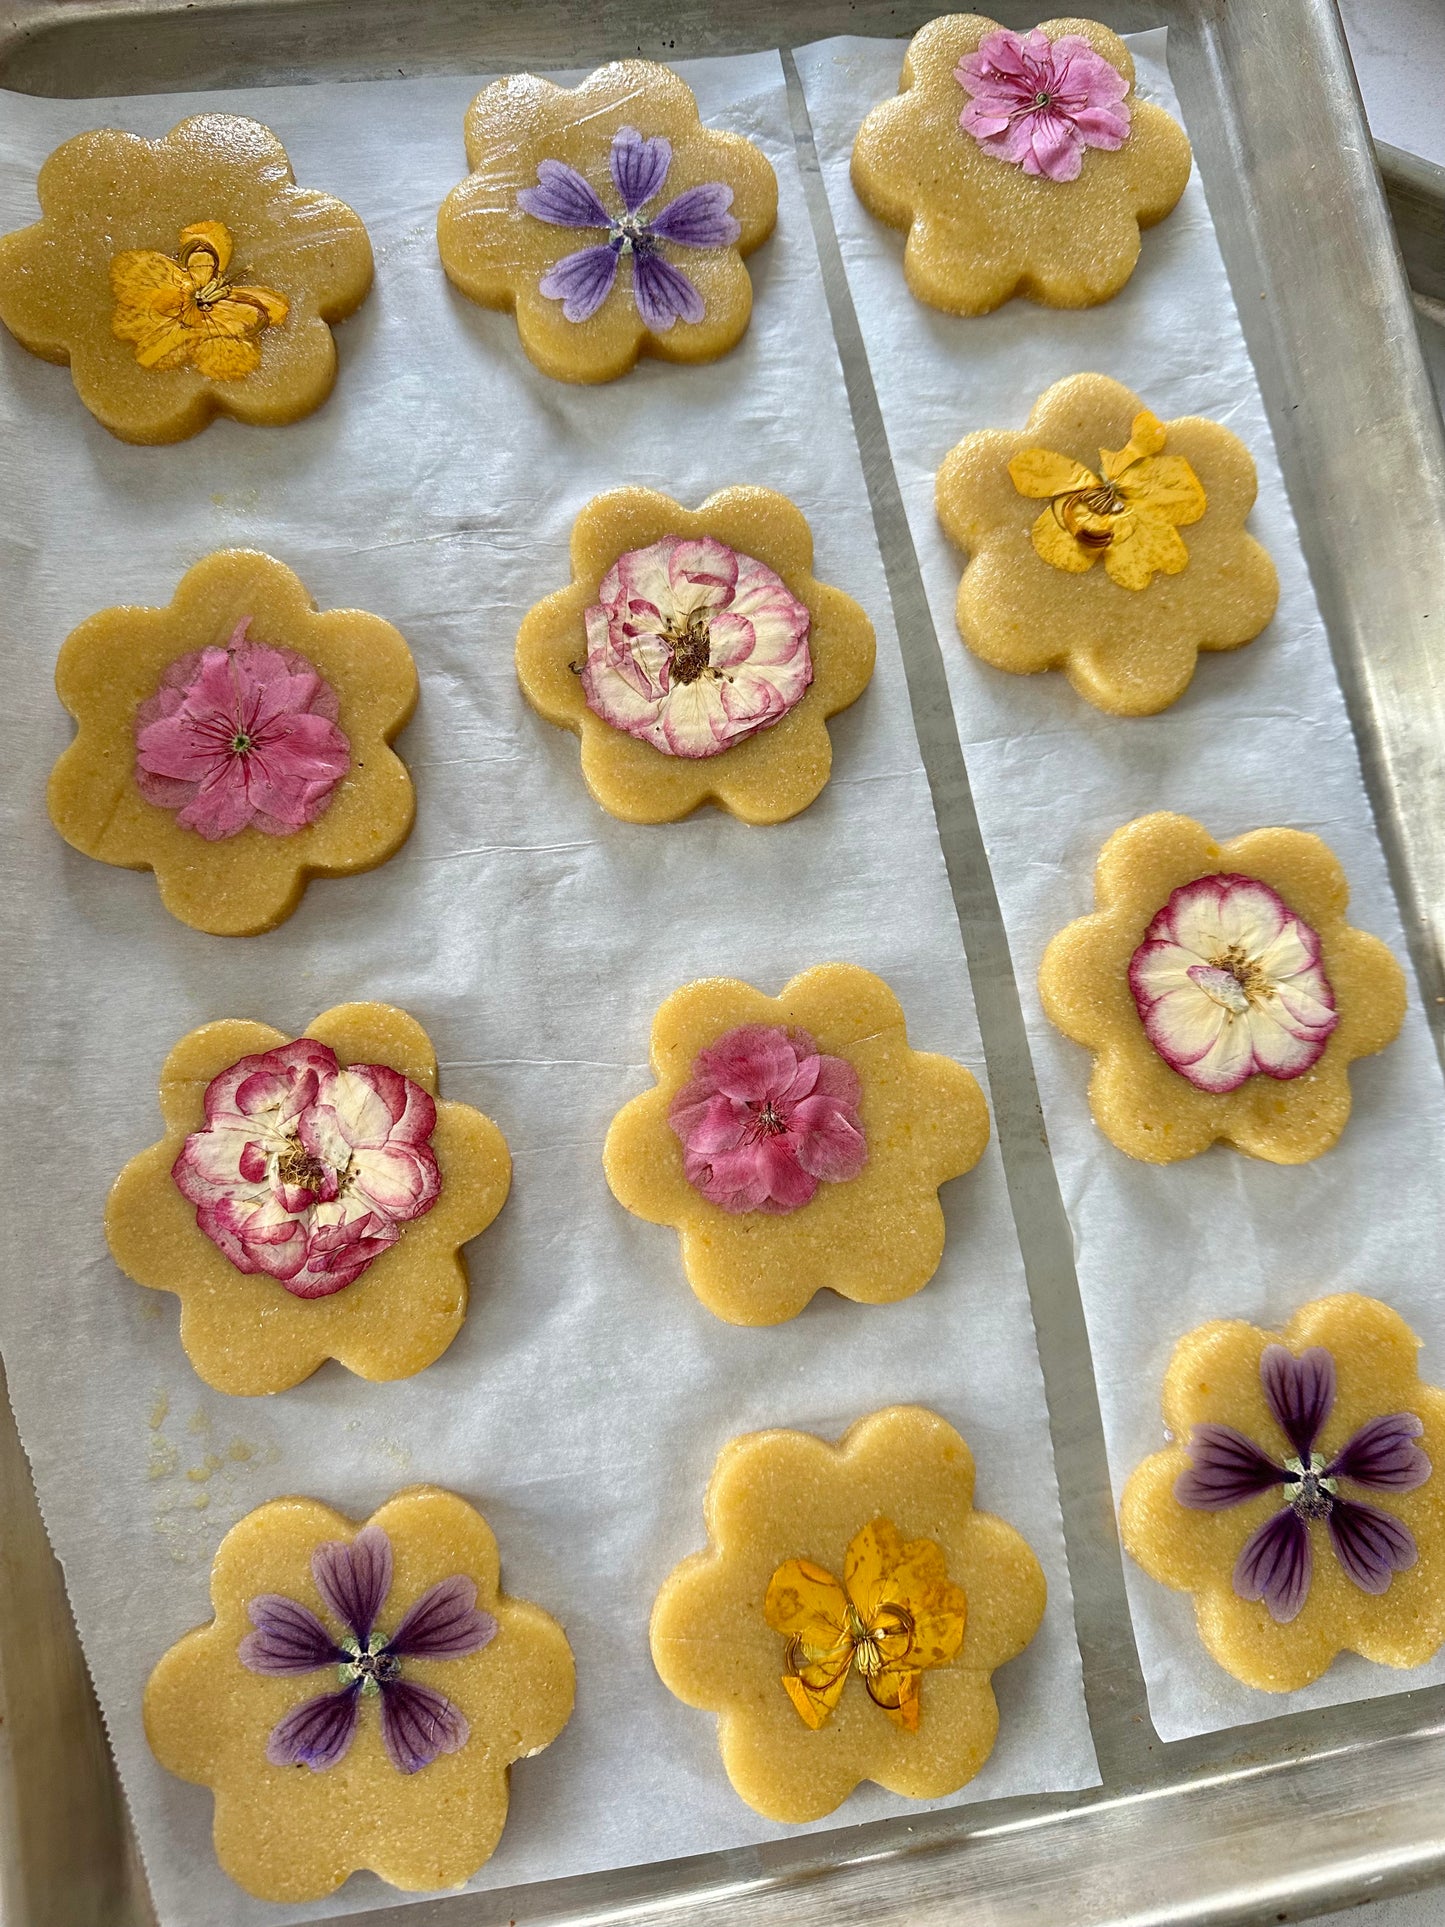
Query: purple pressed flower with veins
[[517, 125, 740, 329], [240, 1525, 497, 1774], [1175, 1345, 1430, 1624]]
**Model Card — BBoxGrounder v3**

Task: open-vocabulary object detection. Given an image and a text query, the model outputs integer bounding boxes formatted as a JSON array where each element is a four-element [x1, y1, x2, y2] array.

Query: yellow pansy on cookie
[[0, 115, 372, 443], [438, 62, 777, 384], [650, 1406, 1045, 1821], [1039, 814, 1406, 1164], [48, 550, 417, 936], [516, 487, 876, 824], [107, 1003, 511, 1395], [936, 374, 1279, 714], [851, 16, 1191, 315], [1120, 1295, 1445, 1692], [145, 1486, 575, 1901], [603, 964, 990, 1324]]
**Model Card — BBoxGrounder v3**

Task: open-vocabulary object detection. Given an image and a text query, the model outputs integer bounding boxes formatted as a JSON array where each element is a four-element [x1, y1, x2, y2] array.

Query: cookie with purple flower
[[851, 17, 1191, 315], [106, 1002, 510, 1394], [516, 486, 875, 824], [1121, 1295, 1445, 1691], [604, 963, 990, 1324], [145, 1485, 574, 1901], [437, 62, 776, 383], [1039, 813, 1406, 1164], [47, 549, 417, 935]]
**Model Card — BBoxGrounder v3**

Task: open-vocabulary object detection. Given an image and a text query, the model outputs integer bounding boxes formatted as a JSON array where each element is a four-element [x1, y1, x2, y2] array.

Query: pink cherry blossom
[[668, 1023, 867, 1214], [1128, 874, 1339, 1095], [581, 535, 813, 759], [172, 1038, 441, 1297], [135, 619, 350, 840], [955, 28, 1131, 184]]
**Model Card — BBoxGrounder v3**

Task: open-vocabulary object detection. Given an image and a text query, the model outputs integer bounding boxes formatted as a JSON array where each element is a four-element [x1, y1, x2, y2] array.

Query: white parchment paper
[[0, 53, 1098, 1927], [796, 30, 1445, 1744]]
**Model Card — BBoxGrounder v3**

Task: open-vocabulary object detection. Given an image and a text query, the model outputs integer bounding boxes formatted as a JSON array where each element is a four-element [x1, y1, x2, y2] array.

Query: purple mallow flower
[[517, 125, 740, 330], [1175, 1345, 1429, 1624], [240, 1525, 497, 1774]]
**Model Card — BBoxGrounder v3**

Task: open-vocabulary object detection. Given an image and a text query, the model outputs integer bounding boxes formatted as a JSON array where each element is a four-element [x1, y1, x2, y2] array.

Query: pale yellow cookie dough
[[1121, 1294, 1445, 1692], [1039, 813, 1406, 1164], [107, 1003, 511, 1395], [851, 16, 1191, 315], [650, 1405, 1046, 1822], [48, 549, 417, 937], [604, 963, 990, 1324], [437, 62, 777, 383], [516, 487, 876, 824], [936, 374, 1279, 714], [145, 1485, 575, 1901], [0, 115, 372, 443]]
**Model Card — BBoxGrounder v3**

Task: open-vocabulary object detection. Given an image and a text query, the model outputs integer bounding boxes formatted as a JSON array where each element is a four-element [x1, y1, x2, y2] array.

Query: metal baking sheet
[[2, 2, 1444, 1924]]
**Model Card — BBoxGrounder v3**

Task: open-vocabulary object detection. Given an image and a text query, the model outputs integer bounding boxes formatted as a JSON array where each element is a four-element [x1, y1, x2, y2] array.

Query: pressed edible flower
[[581, 535, 813, 759], [668, 1023, 866, 1213], [240, 1525, 496, 1773], [1176, 1345, 1429, 1623], [765, 1516, 967, 1731], [172, 1038, 441, 1297], [1129, 873, 1338, 1094], [134, 619, 351, 841], [955, 27, 1131, 183], [110, 220, 288, 378], [1008, 410, 1206, 590], [518, 125, 740, 329]]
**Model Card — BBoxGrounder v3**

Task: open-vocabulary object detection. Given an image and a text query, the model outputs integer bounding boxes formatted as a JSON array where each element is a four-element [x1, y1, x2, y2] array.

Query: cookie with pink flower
[[851, 16, 1191, 315], [516, 486, 875, 824], [47, 549, 417, 935], [1121, 1294, 1445, 1692], [438, 61, 776, 383], [604, 963, 990, 1324], [106, 1002, 511, 1394], [1039, 813, 1406, 1164]]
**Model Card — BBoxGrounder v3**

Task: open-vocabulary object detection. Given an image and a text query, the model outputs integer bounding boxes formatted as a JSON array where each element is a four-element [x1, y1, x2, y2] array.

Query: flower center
[[610, 213, 652, 256], [340, 1635, 402, 1695], [1284, 1453, 1337, 1522], [230, 730, 254, 756], [744, 1099, 787, 1142], [1053, 480, 1127, 548], [1210, 944, 1271, 1008], [844, 1601, 914, 1677], [276, 1142, 333, 1194], [664, 609, 715, 685], [1033, 89, 1053, 108]]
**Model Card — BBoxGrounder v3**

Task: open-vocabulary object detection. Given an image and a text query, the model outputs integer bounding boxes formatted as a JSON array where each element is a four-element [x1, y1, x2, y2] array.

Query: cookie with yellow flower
[[603, 963, 991, 1324], [516, 486, 876, 824], [107, 1002, 511, 1395], [851, 17, 1191, 316], [936, 375, 1279, 714], [1039, 813, 1406, 1164], [0, 114, 372, 443], [145, 1485, 575, 1900], [1121, 1294, 1445, 1692], [47, 549, 417, 936], [650, 1405, 1046, 1821]]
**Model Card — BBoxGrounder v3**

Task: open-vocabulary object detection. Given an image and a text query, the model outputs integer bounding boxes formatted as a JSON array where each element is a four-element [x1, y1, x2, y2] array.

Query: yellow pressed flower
[[764, 1516, 967, 1732], [1008, 409, 1207, 590], [110, 220, 289, 379]]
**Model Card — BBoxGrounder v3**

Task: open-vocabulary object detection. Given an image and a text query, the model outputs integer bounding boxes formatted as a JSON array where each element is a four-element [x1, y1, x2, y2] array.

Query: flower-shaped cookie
[[0, 115, 372, 443], [651, 1405, 1045, 1821], [936, 375, 1279, 713], [1039, 814, 1406, 1164], [48, 549, 417, 936], [1120, 1294, 1445, 1691], [437, 62, 777, 383], [604, 964, 990, 1323], [146, 1485, 575, 1901], [107, 1002, 511, 1395], [517, 487, 876, 824], [851, 17, 1191, 315]]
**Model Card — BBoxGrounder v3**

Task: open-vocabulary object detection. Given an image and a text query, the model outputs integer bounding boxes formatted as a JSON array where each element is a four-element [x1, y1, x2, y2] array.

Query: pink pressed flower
[[173, 1039, 442, 1297], [135, 618, 350, 840], [955, 28, 1131, 183], [1128, 875, 1340, 1095], [668, 1023, 867, 1214], [581, 535, 812, 759]]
